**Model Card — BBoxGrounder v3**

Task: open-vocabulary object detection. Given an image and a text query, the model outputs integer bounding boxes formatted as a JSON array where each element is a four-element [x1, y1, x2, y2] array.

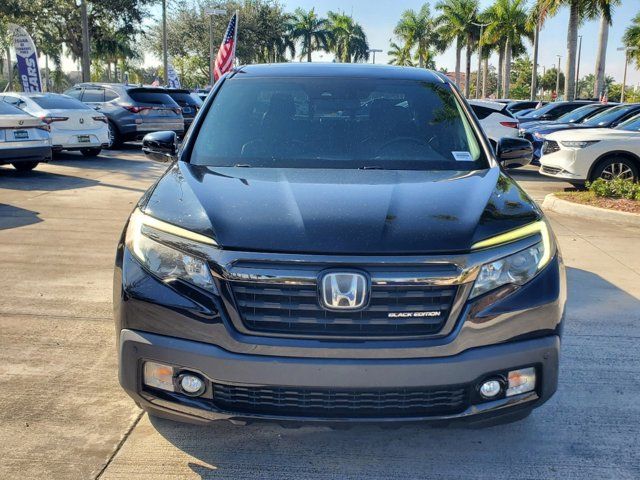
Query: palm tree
[[436, 0, 479, 96], [289, 8, 331, 62], [327, 12, 369, 63], [387, 42, 415, 66], [394, 5, 444, 68], [623, 12, 640, 68], [558, 0, 605, 100], [593, 0, 619, 98], [484, 0, 530, 99], [528, 1, 559, 101]]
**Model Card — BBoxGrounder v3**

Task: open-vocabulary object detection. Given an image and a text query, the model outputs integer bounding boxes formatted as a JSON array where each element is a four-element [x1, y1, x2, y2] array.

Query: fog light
[[143, 361, 174, 392], [507, 367, 536, 397], [479, 379, 502, 399], [178, 372, 205, 397]]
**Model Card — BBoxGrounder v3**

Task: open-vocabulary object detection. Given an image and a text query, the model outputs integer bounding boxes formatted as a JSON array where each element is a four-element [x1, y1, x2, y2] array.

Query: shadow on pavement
[[0, 204, 42, 230], [142, 266, 639, 479], [510, 167, 573, 187], [51, 150, 154, 172], [0, 167, 100, 191]]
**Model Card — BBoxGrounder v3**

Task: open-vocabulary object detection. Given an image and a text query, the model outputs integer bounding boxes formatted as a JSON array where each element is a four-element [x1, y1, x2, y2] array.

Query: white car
[[539, 114, 640, 185], [0, 101, 51, 171], [0, 92, 109, 157], [468, 99, 520, 148]]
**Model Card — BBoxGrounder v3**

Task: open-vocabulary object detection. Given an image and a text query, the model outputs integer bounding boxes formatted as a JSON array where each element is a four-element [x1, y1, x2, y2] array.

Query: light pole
[[472, 22, 489, 99], [617, 46, 639, 103], [162, 0, 168, 86], [555, 55, 562, 100], [367, 49, 382, 64], [206, 8, 227, 86], [79, 0, 91, 82], [575, 35, 582, 98]]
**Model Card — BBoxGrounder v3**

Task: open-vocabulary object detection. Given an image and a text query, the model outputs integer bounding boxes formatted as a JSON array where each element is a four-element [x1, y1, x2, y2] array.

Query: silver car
[[0, 102, 51, 171], [64, 84, 184, 148]]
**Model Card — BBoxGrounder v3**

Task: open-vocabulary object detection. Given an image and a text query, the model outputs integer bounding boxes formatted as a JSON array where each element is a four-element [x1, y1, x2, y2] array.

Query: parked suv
[[165, 88, 203, 133], [115, 64, 565, 427], [65, 83, 184, 148]]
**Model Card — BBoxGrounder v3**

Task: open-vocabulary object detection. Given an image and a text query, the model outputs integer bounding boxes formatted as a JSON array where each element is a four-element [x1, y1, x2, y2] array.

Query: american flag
[[213, 13, 237, 82]]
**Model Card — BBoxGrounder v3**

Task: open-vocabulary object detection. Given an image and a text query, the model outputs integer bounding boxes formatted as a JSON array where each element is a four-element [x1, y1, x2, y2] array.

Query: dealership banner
[[167, 63, 181, 89], [11, 25, 43, 92]]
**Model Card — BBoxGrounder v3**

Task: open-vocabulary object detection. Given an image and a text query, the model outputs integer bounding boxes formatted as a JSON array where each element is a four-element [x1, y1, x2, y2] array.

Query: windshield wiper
[[359, 165, 386, 170], [233, 163, 252, 168]]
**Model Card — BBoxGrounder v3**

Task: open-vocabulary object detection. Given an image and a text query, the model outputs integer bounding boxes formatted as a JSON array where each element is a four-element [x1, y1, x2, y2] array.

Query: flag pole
[[233, 10, 239, 67]]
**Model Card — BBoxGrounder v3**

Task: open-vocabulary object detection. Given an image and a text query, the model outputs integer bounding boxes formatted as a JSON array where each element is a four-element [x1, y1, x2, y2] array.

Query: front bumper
[[120, 329, 559, 424]]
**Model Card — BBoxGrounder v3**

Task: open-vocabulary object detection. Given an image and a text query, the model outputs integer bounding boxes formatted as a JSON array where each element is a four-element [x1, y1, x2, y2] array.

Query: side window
[[4, 96, 27, 110], [104, 89, 119, 102], [4, 95, 20, 106], [617, 109, 640, 124], [558, 105, 577, 115], [82, 88, 105, 103], [66, 89, 83, 99], [471, 105, 492, 120]]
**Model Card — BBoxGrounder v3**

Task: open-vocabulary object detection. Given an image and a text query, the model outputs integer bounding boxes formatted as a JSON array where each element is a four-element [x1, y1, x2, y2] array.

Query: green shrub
[[587, 178, 640, 200]]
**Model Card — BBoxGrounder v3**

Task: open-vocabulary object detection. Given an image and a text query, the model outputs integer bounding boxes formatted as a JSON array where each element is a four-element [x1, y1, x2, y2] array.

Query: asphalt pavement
[[0, 152, 638, 480]]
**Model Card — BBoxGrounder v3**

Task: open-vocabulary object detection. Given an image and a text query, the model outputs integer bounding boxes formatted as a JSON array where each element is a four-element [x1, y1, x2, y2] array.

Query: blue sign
[[12, 26, 43, 92]]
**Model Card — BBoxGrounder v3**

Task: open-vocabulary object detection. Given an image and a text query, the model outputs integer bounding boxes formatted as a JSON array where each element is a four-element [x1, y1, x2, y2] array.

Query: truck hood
[[141, 163, 540, 254]]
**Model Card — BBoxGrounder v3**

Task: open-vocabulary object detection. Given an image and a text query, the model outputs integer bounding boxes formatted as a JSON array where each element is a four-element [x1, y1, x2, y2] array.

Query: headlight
[[125, 208, 218, 292], [470, 221, 554, 298], [560, 140, 599, 149]]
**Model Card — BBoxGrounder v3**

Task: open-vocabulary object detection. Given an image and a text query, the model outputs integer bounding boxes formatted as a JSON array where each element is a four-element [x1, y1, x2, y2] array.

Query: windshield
[[520, 102, 560, 118], [30, 95, 91, 110], [127, 89, 178, 106], [168, 91, 202, 107], [190, 77, 487, 171], [556, 104, 604, 123], [616, 114, 640, 131], [583, 104, 638, 126]]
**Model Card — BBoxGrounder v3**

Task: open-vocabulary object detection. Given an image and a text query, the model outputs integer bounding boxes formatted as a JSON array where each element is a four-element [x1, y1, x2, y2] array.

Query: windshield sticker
[[452, 151, 474, 161]]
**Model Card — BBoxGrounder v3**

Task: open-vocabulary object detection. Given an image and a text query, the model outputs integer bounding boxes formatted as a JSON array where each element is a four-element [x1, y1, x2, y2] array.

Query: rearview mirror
[[496, 137, 533, 169], [142, 131, 177, 163]]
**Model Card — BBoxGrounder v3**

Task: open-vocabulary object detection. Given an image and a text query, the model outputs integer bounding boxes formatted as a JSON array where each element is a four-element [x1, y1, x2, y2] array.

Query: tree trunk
[[503, 37, 512, 98], [418, 41, 424, 68], [482, 56, 489, 98], [594, 14, 609, 99], [497, 47, 504, 98], [564, 0, 579, 101], [465, 34, 472, 97], [454, 39, 462, 87], [307, 34, 312, 62], [531, 18, 540, 100]]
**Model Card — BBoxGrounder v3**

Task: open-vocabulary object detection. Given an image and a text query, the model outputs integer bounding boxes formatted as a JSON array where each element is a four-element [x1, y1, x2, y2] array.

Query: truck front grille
[[212, 383, 468, 418], [230, 281, 457, 337]]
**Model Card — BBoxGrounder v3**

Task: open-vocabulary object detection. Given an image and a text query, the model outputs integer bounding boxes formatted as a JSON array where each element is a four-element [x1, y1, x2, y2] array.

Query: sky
[[280, 0, 640, 85], [61, 0, 640, 86]]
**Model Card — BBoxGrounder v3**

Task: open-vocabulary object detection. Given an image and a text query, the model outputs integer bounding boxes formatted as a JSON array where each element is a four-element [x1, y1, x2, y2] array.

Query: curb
[[541, 194, 640, 226]]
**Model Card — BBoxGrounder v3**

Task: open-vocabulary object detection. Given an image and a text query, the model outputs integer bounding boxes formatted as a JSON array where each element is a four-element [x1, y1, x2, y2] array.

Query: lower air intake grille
[[212, 384, 468, 418], [541, 165, 562, 175], [230, 282, 457, 337]]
